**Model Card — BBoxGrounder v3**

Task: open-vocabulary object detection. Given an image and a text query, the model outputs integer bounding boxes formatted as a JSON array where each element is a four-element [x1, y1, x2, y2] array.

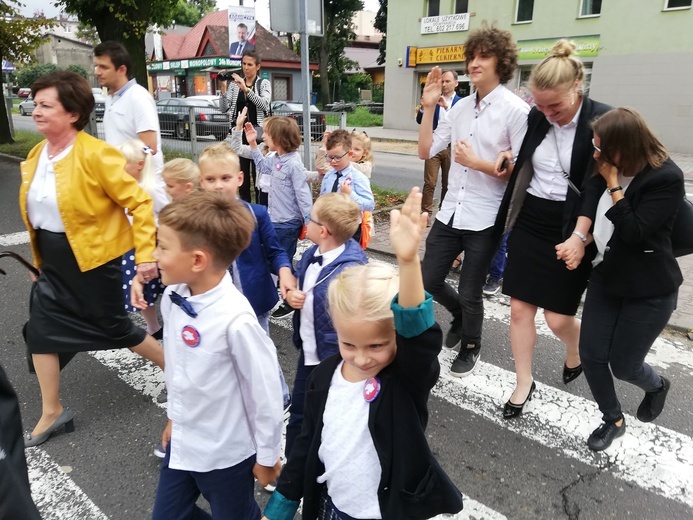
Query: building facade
[[384, 0, 693, 153]]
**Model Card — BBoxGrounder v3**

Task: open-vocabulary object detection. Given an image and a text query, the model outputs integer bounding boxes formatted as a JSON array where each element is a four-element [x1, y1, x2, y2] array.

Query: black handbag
[[671, 196, 693, 257]]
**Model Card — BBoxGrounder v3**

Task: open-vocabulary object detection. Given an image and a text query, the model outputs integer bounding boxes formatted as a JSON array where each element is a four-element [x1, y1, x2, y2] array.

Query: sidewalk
[[361, 126, 693, 333]]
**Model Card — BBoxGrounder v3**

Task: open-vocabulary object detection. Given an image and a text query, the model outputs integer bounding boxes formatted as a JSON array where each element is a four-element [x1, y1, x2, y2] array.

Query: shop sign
[[420, 13, 470, 34], [148, 57, 242, 72], [517, 35, 600, 60], [406, 45, 464, 67]]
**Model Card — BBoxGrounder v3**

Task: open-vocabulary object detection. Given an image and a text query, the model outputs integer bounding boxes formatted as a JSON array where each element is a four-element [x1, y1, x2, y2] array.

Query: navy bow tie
[[170, 291, 197, 318], [308, 255, 323, 266]]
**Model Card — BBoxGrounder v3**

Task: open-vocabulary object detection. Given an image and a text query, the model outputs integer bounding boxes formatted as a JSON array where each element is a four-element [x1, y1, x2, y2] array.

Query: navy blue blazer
[[416, 94, 462, 131]]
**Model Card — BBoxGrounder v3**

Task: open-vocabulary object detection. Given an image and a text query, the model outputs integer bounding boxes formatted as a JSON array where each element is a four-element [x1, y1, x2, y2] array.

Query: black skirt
[[25, 230, 146, 355], [502, 193, 591, 315]]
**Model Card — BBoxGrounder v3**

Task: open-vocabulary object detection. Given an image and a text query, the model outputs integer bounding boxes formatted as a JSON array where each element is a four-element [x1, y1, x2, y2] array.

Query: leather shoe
[[503, 381, 536, 419], [637, 376, 670, 423], [562, 363, 583, 384], [25, 407, 75, 448], [587, 418, 626, 451]]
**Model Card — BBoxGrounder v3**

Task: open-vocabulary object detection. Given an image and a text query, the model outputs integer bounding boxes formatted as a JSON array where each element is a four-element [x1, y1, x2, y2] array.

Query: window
[[455, 0, 469, 13], [515, 0, 534, 22], [427, 0, 440, 17], [580, 0, 602, 16], [664, 0, 692, 9]]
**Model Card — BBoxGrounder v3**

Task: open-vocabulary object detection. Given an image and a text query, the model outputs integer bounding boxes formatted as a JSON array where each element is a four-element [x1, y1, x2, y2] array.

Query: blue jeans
[[421, 220, 498, 346], [488, 232, 509, 281], [285, 351, 317, 460], [273, 219, 303, 269], [579, 269, 676, 423], [152, 447, 260, 520]]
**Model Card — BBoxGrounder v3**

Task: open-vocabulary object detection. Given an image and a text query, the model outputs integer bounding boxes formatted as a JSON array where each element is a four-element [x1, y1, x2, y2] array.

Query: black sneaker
[[449, 344, 480, 377], [482, 277, 502, 296], [153, 443, 166, 459], [587, 418, 626, 451], [444, 317, 463, 351], [637, 376, 670, 423], [272, 302, 294, 319], [156, 389, 168, 404]]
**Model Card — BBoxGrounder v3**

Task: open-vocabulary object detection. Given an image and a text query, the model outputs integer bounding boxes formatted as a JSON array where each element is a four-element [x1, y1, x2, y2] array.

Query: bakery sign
[[406, 45, 464, 67], [420, 13, 470, 34]]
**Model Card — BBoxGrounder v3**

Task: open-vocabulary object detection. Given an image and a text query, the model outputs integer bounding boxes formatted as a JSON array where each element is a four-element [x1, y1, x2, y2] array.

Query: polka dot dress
[[121, 249, 164, 312]]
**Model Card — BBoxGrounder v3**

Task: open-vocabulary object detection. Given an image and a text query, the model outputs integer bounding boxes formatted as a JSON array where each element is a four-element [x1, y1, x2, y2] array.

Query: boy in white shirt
[[133, 192, 283, 520]]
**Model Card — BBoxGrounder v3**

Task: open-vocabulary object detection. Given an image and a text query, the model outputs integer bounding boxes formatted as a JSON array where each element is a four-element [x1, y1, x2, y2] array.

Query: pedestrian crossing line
[[434, 350, 693, 509], [26, 447, 108, 520], [0, 230, 29, 246]]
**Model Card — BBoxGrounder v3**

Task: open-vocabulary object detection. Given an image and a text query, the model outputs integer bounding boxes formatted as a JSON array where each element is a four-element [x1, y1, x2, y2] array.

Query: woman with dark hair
[[220, 50, 272, 204], [558, 107, 683, 451], [494, 40, 611, 419], [19, 70, 164, 447]]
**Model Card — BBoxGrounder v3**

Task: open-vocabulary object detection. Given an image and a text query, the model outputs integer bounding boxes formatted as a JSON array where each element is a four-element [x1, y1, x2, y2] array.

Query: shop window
[[455, 0, 469, 13], [427, 0, 440, 17], [579, 0, 602, 17], [664, 0, 692, 9], [515, 0, 534, 23]]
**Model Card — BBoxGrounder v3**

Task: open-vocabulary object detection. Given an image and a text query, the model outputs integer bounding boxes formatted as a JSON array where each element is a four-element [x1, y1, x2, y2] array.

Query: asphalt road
[[2, 143, 693, 519]]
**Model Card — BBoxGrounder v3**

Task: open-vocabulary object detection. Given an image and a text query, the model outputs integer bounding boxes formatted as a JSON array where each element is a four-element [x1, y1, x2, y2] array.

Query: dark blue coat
[[291, 239, 367, 359], [416, 93, 462, 130]]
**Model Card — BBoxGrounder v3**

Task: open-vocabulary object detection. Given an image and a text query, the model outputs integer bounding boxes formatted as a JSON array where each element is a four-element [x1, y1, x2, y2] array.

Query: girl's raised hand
[[236, 106, 248, 130], [390, 187, 427, 264], [243, 122, 258, 144]]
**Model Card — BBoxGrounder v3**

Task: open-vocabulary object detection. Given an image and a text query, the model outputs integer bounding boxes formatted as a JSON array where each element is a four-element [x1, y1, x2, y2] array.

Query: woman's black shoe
[[562, 363, 583, 384], [502, 381, 536, 419], [637, 376, 670, 422], [587, 418, 626, 451]]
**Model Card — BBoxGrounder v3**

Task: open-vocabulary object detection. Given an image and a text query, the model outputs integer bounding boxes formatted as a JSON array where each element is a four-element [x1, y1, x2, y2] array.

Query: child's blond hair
[[118, 139, 156, 198], [350, 131, 373, 164], [162, 158, 200, 188], [199, 142, 241, 172], [327, 262, 398, 325], [313, 193, 361, 244]]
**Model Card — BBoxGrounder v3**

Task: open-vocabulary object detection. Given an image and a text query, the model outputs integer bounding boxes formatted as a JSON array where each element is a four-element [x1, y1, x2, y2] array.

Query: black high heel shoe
[[562, 363, 583, 384], [24, 408, 75, 448], [503, 381, 536, 419]]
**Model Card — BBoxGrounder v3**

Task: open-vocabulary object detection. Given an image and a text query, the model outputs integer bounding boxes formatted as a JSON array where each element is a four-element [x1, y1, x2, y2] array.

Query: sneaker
[[637, 376, 670, 423], [449, 344, 480, 377], [482, 277, 502, 296], [272, 302, 294, 319], [587, 418, 626, 451], [153, 443, 166, 459], [263, 480, 277, 493], [443, 317, 463, 351], [156, 389, 168, 404]]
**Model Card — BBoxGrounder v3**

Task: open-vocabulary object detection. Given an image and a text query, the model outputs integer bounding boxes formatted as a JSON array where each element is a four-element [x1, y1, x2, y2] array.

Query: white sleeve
[[227, 129, 253, 158]]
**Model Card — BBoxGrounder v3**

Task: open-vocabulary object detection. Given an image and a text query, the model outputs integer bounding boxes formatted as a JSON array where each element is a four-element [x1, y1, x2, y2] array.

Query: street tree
[[171, 0, 216, 28], [0, 0, 55, 144], [375, 0, 387, 65]]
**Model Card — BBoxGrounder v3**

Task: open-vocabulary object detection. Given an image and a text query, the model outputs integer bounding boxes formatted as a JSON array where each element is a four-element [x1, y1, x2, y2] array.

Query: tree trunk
[[94, 20, 150, 88], [0, 53, 15, 144], [319, 37, 330, 105]]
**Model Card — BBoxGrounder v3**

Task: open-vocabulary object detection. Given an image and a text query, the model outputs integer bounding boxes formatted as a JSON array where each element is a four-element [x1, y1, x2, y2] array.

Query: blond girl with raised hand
[[118, 139, 169, 338], [262, 187, 463, 520]]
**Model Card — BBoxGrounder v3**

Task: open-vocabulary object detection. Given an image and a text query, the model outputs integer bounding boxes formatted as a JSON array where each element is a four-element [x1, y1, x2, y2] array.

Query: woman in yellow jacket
[[19, 71, 164, 447]]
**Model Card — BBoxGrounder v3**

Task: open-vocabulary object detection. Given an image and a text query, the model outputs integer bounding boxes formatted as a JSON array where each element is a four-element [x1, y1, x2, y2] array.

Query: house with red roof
[[147, 9, 316, 101]]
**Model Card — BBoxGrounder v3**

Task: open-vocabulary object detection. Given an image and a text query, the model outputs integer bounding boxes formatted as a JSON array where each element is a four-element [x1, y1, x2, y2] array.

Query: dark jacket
[[581, 158, 684, 298], [416, 94, 462, 131], [235, 203, 292, 316], [495, 97, 612, 241], [291, 239, 367, 360], [276, 301, 463, 519]]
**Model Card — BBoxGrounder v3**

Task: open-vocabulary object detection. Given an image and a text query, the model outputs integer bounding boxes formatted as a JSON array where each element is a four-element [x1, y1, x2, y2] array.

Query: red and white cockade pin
[[363, 377, 381, 403], [181, 325, 201, 348]]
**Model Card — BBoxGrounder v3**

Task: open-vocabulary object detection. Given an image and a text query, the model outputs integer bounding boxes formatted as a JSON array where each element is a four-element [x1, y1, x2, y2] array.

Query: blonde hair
[[313, 193, 361, 243], [162, 158, 200, 188], [327, 262, 398, 325], [118, 139, 156, 198], [528, 39, 585, 94], [199, 142, 241, 172], [350, 131, 373, 164]]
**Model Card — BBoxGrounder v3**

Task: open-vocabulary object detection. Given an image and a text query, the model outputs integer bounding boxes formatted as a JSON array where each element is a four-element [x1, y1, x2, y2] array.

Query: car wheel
[[175, 122, 188, 140], [19, 107, 26, 116]]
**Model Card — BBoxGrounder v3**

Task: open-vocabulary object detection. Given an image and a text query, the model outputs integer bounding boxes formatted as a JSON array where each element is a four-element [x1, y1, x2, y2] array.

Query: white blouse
[[26, 145, 73, 232], [592, 174, 635, 267]]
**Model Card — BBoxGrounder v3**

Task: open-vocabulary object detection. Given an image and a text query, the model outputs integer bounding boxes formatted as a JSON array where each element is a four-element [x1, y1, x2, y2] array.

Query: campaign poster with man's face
[[229, 6, 256, 58]]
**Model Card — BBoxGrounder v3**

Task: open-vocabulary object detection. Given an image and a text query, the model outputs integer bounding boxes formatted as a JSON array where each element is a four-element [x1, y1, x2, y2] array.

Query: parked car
[[270, 101, 326, 141], [17, 87, 32, 98], [156, 96, 228, 140], [18, 96, 34, 116], [19, 91, 106, 120]]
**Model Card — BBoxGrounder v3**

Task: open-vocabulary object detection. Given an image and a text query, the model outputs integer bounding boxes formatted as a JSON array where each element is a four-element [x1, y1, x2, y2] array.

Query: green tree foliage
[[171, 0, 216, 27], [374, 0, 387, 65], [66, 64, 89, 78], [15, 63, 61, 87], [0, 0, 55, 143], [76, 21, 100, 46]]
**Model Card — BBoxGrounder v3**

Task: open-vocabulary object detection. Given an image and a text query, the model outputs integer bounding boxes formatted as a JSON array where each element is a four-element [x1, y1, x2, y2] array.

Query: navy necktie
[[331, 171, 343, 193], [170, 291, 198, 318], [308, 255, 323, 266]]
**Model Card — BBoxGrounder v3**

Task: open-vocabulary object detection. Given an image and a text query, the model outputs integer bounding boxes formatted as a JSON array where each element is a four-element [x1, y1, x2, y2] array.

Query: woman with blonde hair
[[494, 40, 611, 418]]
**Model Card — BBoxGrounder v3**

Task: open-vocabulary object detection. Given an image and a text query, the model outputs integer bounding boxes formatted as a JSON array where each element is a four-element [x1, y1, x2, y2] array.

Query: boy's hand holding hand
[[130, 276, 148, 310], [278, 267, 297, 299], [236, 106, 248, 131], [244, 122, 258, 149], [285, 289, 305, 310], [390, 187, 427, 264], [253, 458, 282, 487]]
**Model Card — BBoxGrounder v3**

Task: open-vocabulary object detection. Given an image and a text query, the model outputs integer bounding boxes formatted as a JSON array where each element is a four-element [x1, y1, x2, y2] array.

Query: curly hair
[[463, 23, 518, 85]]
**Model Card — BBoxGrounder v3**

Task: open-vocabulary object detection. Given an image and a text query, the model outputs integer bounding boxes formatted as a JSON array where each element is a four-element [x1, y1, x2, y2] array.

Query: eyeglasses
[[305, 213, 332, 235], [326, 151, 349, 162], [592, 138, 601, 153]]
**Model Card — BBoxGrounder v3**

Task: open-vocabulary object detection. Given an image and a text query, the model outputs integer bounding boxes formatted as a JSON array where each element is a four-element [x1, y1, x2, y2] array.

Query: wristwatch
[[571, 230, 587, 243], [608, 186, 623, 194]]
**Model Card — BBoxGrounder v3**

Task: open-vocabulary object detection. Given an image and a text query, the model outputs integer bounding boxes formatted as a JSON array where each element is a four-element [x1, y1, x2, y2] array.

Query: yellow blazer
[[19, 131, 156, 272]]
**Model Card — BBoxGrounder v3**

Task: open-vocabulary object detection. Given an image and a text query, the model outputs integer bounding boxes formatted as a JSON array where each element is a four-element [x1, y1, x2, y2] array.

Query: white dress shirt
[[162, 273, 283, 472], [527, 102, 583, 201], [429, 84, 529, 230], [299, 244, 345, 366], [26, 145, 73, 232]]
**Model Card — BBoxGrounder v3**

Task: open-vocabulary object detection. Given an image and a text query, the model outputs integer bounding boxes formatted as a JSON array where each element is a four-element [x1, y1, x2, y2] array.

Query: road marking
[[0, 231, 29, 246], [26, 448, 108, 520]]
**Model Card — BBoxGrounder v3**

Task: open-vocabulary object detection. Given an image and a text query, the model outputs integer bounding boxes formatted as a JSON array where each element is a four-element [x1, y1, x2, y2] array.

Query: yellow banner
[[407, 45, 465, 67]]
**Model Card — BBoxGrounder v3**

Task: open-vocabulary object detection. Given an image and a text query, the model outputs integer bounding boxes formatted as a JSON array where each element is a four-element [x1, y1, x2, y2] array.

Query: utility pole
[[299, 0, 312, 168]]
